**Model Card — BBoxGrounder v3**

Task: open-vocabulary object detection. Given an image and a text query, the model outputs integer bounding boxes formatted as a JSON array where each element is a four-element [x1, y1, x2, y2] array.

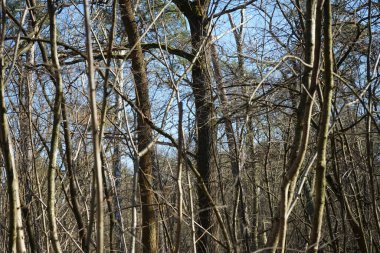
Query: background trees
[[0, 0, 379, 252]]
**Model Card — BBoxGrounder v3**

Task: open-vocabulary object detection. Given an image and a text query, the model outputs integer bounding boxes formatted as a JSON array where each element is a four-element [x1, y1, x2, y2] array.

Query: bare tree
[[308, 0, 334, 251], [119, 0, 157, 252], [0, 0, 379, 252], [0, 1, 27, 252], [46, 0, 64, 251]]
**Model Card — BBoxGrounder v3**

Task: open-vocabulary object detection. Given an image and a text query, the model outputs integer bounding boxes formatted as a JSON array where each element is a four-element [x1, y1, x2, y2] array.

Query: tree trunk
[[83, 0, 104, 251], [61, 98, 87, 251], [119, 1, 157, 252], [307, 0, 334, 251], [265, 0, 319, 251], [0, 1, 27, 251], [19, 29, 37, 253], [172, 1, 216, 251], [0, 30, 27, 252], [0, 95, 27, 253], [46, 1, 64, 252]]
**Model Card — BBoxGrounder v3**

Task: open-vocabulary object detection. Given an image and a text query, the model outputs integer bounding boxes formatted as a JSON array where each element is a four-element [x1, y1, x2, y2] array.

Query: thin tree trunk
[[0, 4, 27, 250], [19, 27, 37, 253], [62, 98, 87, 251], [174, 100, 184, 253], [330, 136, 368, 252], [307, 0, 334, 251], [266, 0, 319, 251], [211, 43, 251, 252], [46, 1, 64, 252], [83, 0, 104, 251], [113, 62, 127, 252], [24, 1, 50, 250], [131, 154, 139, 253]]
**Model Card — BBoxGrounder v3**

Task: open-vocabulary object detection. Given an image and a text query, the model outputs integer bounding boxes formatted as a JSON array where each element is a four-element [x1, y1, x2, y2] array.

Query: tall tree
[[172, 1, 217, 252], [266, 0, 322, 251], [308, 0, 334, 251], [46, 0, 64, 252], [0, 2, 27, 251], [119, 0, 157, 252], [83, 0, 104, 251]]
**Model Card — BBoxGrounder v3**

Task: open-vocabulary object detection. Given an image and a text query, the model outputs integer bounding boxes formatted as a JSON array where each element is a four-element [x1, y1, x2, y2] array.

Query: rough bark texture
[[119, 1, 157, 252], [173, 1, 216, 252]]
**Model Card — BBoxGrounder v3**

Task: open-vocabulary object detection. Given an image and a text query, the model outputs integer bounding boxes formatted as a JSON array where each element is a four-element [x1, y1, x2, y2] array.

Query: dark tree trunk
[[172, 1, 216, 252], [119, 1, 157, 252]]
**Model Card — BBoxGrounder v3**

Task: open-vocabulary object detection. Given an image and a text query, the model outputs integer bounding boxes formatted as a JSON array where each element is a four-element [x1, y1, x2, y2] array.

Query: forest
[[0, 0, 379, 252]]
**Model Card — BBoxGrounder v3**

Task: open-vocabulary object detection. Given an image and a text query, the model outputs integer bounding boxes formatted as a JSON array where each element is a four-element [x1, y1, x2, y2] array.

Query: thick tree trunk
[[172, 1, 234, 251], [119, 1, 157, 252], [187, 7, 214, 253]]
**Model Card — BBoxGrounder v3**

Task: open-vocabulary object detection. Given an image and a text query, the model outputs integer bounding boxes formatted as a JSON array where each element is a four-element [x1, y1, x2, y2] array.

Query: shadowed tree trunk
[[119, 1, 157, 252], [61, 98, 87, 251], [19, 25, 37, 253], [211, 43, 252, 252], [172, 1, 217, 252]]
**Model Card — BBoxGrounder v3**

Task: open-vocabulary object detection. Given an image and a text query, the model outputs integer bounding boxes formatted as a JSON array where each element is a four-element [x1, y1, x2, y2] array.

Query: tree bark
[[119, 1, 157, 252], [83, 0, 104, 251], [46, 1, 64, 252], [173, 1, 218, 252], [19, 23, 37, 253], [0, 5, 27, 248], [265, 0, 319, 251], [307, 0, 335, 251]]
